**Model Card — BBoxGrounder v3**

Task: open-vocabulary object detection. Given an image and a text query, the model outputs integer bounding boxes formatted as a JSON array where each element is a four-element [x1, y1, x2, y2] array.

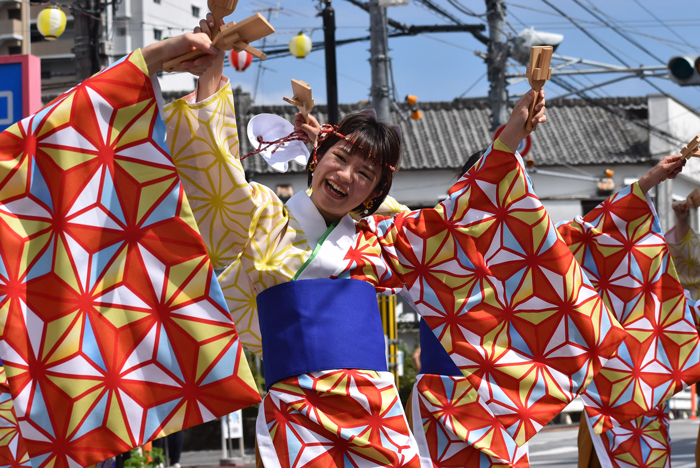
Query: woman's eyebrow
[[362, 163, 378, 175]]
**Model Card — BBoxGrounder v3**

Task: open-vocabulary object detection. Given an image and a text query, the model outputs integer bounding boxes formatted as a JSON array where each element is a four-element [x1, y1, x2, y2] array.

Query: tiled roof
[[233, 94, 651, 174]]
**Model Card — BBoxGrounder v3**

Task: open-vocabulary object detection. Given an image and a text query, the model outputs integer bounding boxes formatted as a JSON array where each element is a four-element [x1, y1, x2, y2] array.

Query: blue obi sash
[[256, 278, 388, 388], [419, 318, 462, 376]]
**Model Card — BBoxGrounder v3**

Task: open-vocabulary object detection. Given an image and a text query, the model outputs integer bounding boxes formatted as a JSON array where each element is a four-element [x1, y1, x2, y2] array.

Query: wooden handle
[[525, 91, 543, 132], [162, 49, 209, 73]]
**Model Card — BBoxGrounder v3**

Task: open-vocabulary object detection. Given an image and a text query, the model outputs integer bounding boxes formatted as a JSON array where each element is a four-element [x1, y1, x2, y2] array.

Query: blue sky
[[221, 0, 700, 112]]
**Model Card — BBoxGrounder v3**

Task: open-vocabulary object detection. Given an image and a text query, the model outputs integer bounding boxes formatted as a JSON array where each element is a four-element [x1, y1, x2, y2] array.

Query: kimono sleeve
[[556, 182, 700, 433], [164, 78, 280, 269], [666, 226, 700, 301], [347, 144, 627, 445]]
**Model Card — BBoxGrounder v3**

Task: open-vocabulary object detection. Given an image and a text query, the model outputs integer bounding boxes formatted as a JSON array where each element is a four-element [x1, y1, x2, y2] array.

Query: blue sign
[[0, 62, 23, 133]]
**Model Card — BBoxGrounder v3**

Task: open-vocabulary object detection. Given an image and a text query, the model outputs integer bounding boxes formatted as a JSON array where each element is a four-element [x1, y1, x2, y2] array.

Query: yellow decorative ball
[[38, 7, 67, 41], [289, 32, 312, 59]]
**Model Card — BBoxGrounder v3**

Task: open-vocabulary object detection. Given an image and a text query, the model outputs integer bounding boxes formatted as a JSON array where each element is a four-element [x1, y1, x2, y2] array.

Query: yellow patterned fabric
[[666, 226, 700, 301], [165, 83, 310, 357]]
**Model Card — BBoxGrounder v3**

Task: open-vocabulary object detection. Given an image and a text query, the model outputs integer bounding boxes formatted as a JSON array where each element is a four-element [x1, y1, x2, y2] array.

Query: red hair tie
[[313, 124, 396, 173]]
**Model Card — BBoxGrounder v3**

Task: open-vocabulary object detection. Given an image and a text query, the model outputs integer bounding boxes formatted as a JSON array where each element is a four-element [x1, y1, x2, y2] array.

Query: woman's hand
[[673, 199, 690, 221], [637, 154, 685, 194], [294, 113, 321, 146], [141, 32, 220, 76], [498, 89, 546, 152], [195, 13, 226, 100]]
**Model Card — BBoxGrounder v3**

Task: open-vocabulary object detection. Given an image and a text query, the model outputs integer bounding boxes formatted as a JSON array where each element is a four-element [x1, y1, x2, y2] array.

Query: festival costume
[[0, 366, 30, 468], [557, 184, 700, 468], [164, 81, 628, 468], [408, 182, 700, 468], [0, 51, 261, 468], [666, 225, 700, 468]]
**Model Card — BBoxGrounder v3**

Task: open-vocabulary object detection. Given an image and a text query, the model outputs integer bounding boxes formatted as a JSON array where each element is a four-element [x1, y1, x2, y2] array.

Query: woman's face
[[309, 141, 381, 224]]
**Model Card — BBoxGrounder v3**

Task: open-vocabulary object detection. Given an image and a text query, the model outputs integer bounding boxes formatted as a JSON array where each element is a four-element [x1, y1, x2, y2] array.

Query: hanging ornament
[[230, 49, 253, 72], [289, 32, 312, 59], [37, 7, 67, 41]]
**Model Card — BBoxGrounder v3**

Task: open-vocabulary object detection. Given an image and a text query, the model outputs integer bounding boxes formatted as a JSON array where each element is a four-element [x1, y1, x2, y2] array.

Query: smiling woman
[[304, 110, 402, 223]]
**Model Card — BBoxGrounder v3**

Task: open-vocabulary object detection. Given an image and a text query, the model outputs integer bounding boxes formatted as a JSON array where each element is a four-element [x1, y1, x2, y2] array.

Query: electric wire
[[458, 72, 487, 98], [574, 0, 665, 65], [631, 0, 697, 51]]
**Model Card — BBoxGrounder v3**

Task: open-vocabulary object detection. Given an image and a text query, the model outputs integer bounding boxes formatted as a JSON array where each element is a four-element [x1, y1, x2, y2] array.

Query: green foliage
[[244, 348, 267, 394], [124, 446, 164, 468], [397, 341, 419, 407]]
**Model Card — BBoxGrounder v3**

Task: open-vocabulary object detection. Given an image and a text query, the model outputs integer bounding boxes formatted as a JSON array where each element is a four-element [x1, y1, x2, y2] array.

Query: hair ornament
[[312, 124, 396, 173], [363, 199, 374, 215]]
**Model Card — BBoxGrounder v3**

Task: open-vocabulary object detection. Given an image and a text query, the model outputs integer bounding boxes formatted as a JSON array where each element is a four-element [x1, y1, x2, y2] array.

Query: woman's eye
[[360, 172, 372, 181], [334, 153, 346, 162]]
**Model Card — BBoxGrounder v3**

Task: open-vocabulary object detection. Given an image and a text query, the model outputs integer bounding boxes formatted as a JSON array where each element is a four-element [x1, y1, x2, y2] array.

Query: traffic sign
[[492, 124, 532, 157], [0, 55, 41, 133]]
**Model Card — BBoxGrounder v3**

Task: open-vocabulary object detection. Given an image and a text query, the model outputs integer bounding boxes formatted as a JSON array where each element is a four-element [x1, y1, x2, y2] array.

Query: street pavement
[[528, 419, 699, 468], [180, 419, 700, 468]]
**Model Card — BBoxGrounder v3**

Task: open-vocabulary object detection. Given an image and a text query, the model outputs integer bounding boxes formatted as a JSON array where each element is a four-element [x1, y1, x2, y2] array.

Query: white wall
[[111, 0, 203, 92]]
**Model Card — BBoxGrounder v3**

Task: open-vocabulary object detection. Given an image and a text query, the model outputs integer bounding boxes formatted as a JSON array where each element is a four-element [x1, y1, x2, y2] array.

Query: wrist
[[637, 172, 655, 194], [498, 126, 522, 153], [142, 41, 168, 75]]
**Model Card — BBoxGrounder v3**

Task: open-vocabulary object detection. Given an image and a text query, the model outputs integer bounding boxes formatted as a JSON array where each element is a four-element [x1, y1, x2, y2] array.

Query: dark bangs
[[307, 111, 402, 215]]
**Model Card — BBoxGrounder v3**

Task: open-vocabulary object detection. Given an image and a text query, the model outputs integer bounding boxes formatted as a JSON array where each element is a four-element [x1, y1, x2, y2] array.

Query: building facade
[[4, 0, 206, 101]]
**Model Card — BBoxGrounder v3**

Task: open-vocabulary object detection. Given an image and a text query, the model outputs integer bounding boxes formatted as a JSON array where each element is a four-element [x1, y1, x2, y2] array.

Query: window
[[153, 0, 161, 4], [191, 5, 200, 17], [153, 29, 162, 40], [8, 46, 21, 55], [117, 27, 127, 36], [8, 8, 21, 20]]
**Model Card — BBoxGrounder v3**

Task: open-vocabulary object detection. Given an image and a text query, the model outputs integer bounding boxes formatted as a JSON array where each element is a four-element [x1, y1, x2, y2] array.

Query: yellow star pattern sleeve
[[666, 226, 700, 301], [163, 82, 310, 357], [164, 80, 280, 269]]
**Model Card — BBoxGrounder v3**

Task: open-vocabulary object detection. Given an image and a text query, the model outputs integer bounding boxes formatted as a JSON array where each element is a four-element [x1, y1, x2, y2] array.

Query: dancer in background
[[666, 197, 700, 468], [557, 155, 700, 468], [406, 152, 700, 468]]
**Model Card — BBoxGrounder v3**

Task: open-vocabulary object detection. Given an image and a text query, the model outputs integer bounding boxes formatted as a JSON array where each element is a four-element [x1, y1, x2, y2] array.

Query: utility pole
[[22, 0, 30, 54], [74, 0, 95, 81], [322, 0, 339, 125], [74, 0, 106, 81], [486, 0, 508, 131], [369, 0, 391, 123]]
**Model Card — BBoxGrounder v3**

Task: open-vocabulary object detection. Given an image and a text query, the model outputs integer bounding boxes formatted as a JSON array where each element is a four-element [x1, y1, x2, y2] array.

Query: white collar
[[286, 191, 335, 249]]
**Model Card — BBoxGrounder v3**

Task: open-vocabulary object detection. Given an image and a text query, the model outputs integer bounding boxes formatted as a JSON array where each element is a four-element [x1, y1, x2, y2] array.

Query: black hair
[[458, 150, 486, 179], [306, 111, 402, 215]]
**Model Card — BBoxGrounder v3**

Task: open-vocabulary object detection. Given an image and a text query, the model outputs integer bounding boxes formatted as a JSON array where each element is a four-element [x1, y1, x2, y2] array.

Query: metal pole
[[691, 384, 697, 420], [369, 0, 391, 123], [486, 0, 508, 131], [74, 0, 94, 81], [322, 1, 339, 125], [22, 0, 30, 54], [239, 429, 245, 458], [220, 416, 228, 460]]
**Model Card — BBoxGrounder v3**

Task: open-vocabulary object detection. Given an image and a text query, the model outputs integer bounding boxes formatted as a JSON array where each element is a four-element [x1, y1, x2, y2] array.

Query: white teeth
[[327, 181, 347, 196]]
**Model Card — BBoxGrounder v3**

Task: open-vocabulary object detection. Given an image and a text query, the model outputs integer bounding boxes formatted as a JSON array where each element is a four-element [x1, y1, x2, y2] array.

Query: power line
[[458, 72, 487, 98], [445, 0, 484, 18], [631, 0, 700, 51], [540, 0, 630, 67], [573, 0, 665, 65]]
